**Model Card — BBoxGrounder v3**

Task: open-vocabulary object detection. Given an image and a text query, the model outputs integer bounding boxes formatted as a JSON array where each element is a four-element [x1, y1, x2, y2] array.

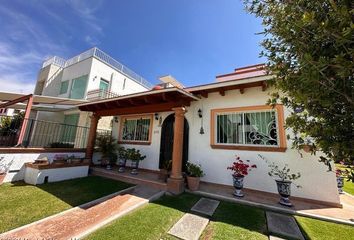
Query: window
[[211, 105, 286, 152], [70, 75, 88, 99], [59, 80, 69, 94], [119, 115, 153, 144]]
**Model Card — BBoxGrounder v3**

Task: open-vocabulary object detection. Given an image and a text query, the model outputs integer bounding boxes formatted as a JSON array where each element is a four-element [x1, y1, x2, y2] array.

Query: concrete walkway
[[0, 185, 164, 240]]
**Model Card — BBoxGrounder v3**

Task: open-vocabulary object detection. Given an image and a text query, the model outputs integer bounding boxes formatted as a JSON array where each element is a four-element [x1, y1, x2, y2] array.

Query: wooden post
[[167, 107, 186, 194], [17, 95, 33, 146], [85, 113, 100, 163]]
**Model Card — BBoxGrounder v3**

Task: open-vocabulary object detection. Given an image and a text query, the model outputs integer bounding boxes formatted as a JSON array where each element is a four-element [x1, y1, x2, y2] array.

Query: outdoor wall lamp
[[198, 109, 202, 118], [114, 116, 119, 123], [154, 113, 159, 120]]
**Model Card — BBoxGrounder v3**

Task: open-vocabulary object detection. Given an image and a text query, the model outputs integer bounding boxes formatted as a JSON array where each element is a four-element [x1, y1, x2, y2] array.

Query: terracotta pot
[[158, 169, 169, 182], [187, 176, 200, 191], [0, 174, 5, 185], [300, 145, 312, 153]]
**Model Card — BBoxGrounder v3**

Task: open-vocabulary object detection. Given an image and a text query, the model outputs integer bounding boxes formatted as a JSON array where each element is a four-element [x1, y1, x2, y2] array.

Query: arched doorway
[[159, 113, 189, 171]]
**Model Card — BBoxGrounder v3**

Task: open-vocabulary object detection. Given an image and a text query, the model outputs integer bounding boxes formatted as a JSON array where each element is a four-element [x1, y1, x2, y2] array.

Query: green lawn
[[0, 176, 132, 233], [85, 193, 268, 240], [201, 201, 268, 240], [335, 164, 354, 195], [296, 216, 354, 240]]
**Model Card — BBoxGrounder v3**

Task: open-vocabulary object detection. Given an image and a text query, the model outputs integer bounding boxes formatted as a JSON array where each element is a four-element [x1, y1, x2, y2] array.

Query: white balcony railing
[[41, 48, 153, 89]]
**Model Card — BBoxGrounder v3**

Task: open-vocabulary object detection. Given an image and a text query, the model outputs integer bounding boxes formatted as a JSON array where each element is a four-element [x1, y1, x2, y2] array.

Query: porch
[[89, 167, 354, 224]]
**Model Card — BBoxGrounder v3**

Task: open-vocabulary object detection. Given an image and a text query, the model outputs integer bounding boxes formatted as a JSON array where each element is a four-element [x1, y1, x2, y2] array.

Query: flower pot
[[300, 144, 312, 153], [130, 161, 139, 175], [232, 175, 245, 197], [275, 180, 292, 207], [337, 176, 344, 194], [118, 158, 127, 173], [158, 169, 169, 182], [0, 174, 5, 185], [187, 176, 200, 191]]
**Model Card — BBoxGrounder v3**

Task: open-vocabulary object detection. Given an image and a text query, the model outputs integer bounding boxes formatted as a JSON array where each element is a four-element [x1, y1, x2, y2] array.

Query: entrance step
[[191, 197, 220, 216], [168, 213, 209, 240], [266, 211, 304, 240]]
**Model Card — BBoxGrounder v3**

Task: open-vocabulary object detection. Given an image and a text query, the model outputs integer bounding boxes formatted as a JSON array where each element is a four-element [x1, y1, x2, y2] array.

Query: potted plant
[[260, 155, 301, 207], [96, 135, 118, 170], [336, 169, 345, 194], [159, 160, 172, 182], [117, 146, 127, 173], [186, 162, 205, 191], [227, 156, 257, 197], [128, 148, 146, 175]]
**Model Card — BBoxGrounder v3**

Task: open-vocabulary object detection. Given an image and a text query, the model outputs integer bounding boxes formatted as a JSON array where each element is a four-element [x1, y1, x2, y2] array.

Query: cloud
[[0, 74, 35, 94]]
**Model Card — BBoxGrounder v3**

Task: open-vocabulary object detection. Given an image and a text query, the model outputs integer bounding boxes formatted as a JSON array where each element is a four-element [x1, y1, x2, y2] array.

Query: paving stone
[[266, 212, 304, 240], [191, 197, 220, 216], [168, 213, 209, 240], [269, 235, 287, 240]]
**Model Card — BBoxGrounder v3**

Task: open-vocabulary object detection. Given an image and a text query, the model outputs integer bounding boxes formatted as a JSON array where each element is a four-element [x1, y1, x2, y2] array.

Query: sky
[[0, 0, 265, 93]]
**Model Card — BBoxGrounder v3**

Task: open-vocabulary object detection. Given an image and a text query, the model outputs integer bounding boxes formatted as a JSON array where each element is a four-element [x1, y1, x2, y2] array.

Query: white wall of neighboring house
[[112, 86, 339, 205]]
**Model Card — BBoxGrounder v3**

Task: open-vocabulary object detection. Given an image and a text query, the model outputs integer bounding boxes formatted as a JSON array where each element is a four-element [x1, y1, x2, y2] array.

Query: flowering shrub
[[227, 156, 257, 177]]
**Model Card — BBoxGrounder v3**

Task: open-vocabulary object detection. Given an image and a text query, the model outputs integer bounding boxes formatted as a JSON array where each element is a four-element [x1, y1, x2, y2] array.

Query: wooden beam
[[240, 88, 245, 94], [95, 101, 191, 116], [219, 89, 225, 96], [0, 94, 33, 108], [200, 91, 208, 98]]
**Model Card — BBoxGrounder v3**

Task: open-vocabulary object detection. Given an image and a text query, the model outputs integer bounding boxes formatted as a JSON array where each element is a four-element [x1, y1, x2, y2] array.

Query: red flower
[[227, 156, 257, 177]]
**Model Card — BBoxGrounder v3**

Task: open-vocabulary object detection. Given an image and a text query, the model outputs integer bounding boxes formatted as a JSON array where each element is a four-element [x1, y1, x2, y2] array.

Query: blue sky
[[0, 0, 264, 93]]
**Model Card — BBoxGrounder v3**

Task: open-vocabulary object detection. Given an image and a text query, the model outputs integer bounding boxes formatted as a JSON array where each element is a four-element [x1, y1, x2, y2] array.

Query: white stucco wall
[[0, 152, 85, 183], [24, 166, 89, 185], [112, 87, 339, 204]]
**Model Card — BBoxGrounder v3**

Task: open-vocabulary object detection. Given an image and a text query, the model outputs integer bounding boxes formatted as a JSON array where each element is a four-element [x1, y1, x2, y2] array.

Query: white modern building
[[30, 47, 153, 147]]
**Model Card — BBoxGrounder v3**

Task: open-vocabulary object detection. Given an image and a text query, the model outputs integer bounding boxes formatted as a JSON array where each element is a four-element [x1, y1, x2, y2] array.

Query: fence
[[0, 116, 111, 148], [86, 89, 120, 100]]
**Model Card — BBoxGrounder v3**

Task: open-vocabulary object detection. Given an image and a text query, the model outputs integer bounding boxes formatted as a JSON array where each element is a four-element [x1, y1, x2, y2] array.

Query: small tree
[[245, 0, 354, 168]]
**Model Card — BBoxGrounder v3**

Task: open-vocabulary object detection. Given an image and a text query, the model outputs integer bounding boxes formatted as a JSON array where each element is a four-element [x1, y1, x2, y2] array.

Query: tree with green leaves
[[245, 0, 353, 168]]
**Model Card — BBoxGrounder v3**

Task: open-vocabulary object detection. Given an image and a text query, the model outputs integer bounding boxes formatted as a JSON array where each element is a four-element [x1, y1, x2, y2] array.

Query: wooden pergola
[[78, 88, 199, 194]]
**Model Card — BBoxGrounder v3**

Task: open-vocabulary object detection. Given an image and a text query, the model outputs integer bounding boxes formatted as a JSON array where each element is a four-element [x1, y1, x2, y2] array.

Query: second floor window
[[70, 75, 88, 99], [59, 80, 69, 94]]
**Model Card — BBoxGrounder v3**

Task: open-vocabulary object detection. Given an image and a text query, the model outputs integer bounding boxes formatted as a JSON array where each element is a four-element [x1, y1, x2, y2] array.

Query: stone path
[[168, 213, 209, 240], [168, 197, 220, 240], [191, 198, 220, 216], [266, 211, 305, 240], [0, 185, 164, 240]]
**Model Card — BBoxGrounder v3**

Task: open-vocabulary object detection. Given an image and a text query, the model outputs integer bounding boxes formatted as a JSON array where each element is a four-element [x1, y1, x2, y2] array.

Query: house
[[28, 47, 153, 147], [78, 63, 340, 206]]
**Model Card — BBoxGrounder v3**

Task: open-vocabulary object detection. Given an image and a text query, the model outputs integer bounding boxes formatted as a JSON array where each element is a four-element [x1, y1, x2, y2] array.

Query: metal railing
[[0, 116, 111, 148], [87, 89, 120, 101], [41, 47, 153, 89]]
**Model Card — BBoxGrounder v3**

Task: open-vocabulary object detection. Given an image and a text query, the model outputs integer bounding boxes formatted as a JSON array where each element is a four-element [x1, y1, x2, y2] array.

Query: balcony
[[86, 89, 120, 101], [42, 47, 153, 89]]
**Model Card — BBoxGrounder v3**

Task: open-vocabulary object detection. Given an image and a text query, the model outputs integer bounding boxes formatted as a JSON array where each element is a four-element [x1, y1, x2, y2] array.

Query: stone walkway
[[0, 185, 164, 240], [266, 211, 304, 240], [168, 198, 220, 240]]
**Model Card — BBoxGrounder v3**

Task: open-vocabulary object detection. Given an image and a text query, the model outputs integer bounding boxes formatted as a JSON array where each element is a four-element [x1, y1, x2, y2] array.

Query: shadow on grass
[[9, 176, 132, 207]]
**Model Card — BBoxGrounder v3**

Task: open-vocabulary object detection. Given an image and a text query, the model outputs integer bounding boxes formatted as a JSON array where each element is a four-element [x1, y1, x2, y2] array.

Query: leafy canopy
[[245, 0, 354, 166]]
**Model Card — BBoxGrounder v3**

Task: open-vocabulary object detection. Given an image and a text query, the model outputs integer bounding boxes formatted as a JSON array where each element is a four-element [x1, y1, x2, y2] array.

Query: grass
[[201, 202, 268, 240], [335, 164, 354, 195], [0, 176, 132, 233], [86, 193, 268, 240], [296, 216, 354, 240]]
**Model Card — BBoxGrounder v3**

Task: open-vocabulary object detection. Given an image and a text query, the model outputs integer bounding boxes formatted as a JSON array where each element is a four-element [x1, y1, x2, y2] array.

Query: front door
[[159, 114, 189, 171]]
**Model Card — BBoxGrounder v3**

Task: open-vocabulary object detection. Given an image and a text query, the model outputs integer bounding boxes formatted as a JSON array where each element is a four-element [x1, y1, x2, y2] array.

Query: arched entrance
[[159, 113, 189, 171]]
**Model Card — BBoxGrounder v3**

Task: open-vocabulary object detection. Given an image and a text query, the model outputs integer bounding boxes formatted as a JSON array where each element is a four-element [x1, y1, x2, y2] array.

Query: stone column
[[85, 113, 100, 163], [167, 107, 186, 194]]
